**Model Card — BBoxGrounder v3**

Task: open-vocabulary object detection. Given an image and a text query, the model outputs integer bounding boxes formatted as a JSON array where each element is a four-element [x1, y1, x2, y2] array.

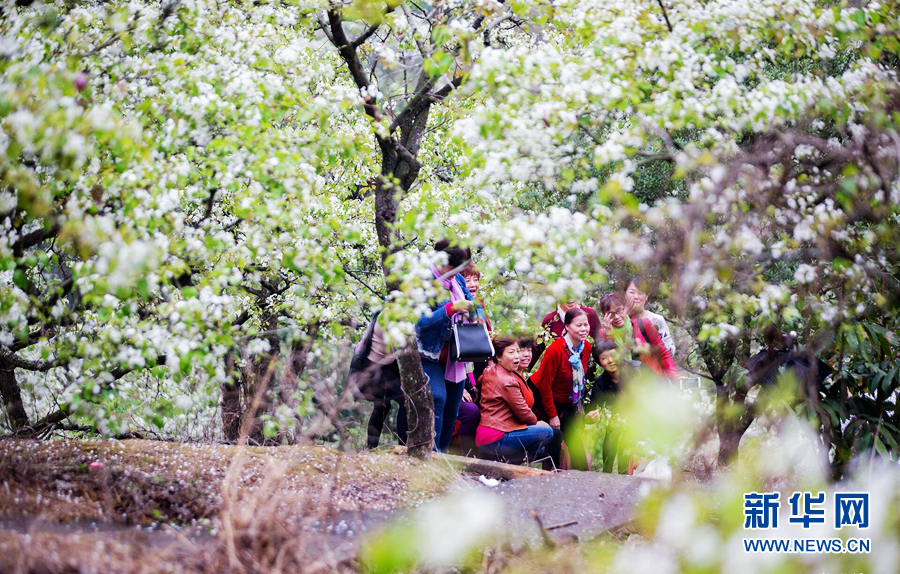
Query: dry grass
[[0, 439, 458, 573]]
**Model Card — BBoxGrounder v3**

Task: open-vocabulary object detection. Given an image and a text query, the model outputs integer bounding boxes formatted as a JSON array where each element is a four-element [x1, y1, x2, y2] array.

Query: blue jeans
[[422, 358, 466, 452], [479, 425, 557, 464]]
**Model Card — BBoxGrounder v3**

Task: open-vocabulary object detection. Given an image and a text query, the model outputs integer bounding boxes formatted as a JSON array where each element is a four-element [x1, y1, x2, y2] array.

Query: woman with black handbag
[[416, 240, 483, 452]]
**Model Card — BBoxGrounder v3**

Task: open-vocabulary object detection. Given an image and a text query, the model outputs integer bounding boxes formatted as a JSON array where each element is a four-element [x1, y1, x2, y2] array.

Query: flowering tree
[[456, 0, 900, 468], [0, 0, 388, 440], [0, 0, 576, 448], [317, 0, 489, 456]]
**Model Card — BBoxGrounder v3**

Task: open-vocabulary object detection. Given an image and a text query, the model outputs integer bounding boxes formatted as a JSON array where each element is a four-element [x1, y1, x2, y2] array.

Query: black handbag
[[446, 313, 495, 362]]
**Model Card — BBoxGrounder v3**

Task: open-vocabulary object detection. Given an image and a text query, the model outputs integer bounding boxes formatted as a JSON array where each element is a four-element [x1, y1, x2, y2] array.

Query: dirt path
[[493, 471, 646, 543], [0, 439, 648, 571]]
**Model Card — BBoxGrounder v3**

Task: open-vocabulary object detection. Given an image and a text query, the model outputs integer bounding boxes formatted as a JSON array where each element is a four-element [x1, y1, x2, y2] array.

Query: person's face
[[598, 350, 618, 373], [567, 314, 591, 343], [518, 346, 533, 372], [465, 274, 480, 296], [625, 284, 647, 314], [497, 342, 521, 372], [559, 301, 578, 313], [609, 305, 628, 328]]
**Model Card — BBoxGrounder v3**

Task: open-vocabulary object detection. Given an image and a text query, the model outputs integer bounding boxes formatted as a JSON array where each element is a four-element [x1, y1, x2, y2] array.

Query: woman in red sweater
[[530, 308, 592, 470], [597, 293, 678, 380]]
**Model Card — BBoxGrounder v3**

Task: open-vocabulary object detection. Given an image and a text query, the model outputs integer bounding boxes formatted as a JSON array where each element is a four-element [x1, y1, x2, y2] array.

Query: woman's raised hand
[[450, 300, 476, 313], [603, 311, 616, 331]]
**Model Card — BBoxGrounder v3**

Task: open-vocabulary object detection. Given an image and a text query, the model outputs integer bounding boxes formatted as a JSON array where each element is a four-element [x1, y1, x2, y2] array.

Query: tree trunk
[[698, 340, 748, 465], [372, 107, 436, 458], [715, 375, 757, 464], [243, 353, 280, 444], [286, 323, 319, 386], [323, 6, 462, 459], [715, 382, 742, 464], [243, 311, 282, 444], [396, 344, 434, 457], [277, 322, 320, 443], [0, 360, 30, 432], [221, 350, 243, 442]]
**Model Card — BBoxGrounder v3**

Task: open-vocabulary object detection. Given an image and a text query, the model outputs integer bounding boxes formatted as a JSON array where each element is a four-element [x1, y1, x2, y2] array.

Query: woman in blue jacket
[[417, 240, 479, 452]]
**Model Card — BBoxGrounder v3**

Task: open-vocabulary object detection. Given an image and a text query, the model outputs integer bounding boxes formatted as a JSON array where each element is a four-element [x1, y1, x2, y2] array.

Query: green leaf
[[136, 278, 150, 299], [180, 354, 192, 375], [423, 52, 454, 78], [885, 367, 899, 392], [874, 435, 890, 460], [12, 269, 28, 290]]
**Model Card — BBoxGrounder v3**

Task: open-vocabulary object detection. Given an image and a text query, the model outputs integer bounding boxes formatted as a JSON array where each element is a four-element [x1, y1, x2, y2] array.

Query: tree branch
[[343, 266, 386, 299], [0, 349, 64, 372], [578, 122, 603, 146], [223, 217, 243, 232], [12, 222, 61, 256], [401, 2, 430, 57], [233, 311, 251, 327], [351, 23, 381, 49], [192, 187, 218, 227], [431, 74, 464, 103], [483, 11, 515, 47], [636, 152, 675, 166], [656, 0, 673, 33], [8, 329, 49, 353], [315, 12, 336, 44], [327, 9, 383, 122], [389, 77, 436, 134], [41, 276, 75, 311], [327, 9, 371, 90], [394, 140, 422, 171]]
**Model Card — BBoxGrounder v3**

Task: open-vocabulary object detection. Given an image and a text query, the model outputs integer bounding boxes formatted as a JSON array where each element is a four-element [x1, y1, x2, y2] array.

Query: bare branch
[[401, 2, 430, 57], [12, 222, 61, 256], [578, 122, 603, 146], [656, 0, 674, 33], [343, 266, 386, 299], [315, 12, 335, 44], [389, 78, 435, 133], [483, 11, 515, 47], [351, 23, 380, 49], [0, 348, 63, 372]]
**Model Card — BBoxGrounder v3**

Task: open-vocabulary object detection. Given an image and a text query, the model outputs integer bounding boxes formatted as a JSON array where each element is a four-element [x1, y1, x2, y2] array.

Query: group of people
[[354, 240, 680, 472]]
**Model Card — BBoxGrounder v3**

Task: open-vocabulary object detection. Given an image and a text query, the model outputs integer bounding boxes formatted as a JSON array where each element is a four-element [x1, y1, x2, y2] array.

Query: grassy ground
[[0, 439, 459, 573]]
